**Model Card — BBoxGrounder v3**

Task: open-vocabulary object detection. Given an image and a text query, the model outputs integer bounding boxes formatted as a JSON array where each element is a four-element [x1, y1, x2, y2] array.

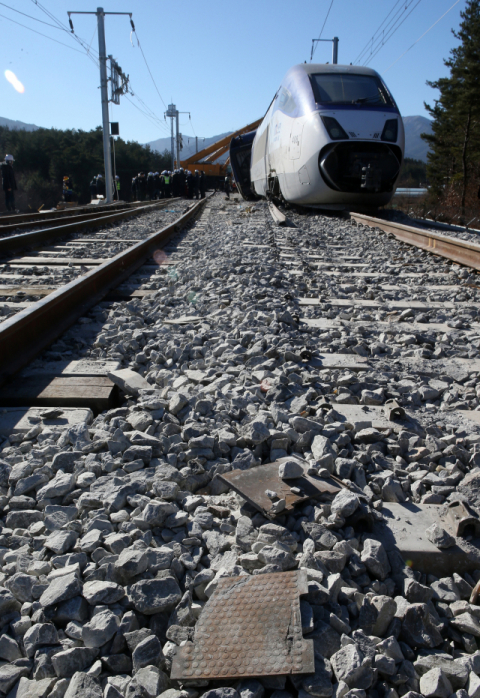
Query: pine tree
[[422, 0, 480, 217]]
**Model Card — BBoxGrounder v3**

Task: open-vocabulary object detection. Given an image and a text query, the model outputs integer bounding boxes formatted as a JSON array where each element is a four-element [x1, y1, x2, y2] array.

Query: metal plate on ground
[[372, 502, 480, 577], [218, 456, 344, 518], [171, 570, 314, 680]]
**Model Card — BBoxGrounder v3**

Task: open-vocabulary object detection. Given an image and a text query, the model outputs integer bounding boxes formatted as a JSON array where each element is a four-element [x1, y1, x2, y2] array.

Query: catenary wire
[[0, 2, 62, 29], [354, 0, 404, 65], [384, 0, 461, 72], [133, 28, 167, 109], [363, 0, 423, 66], [30, 0, 100, 62], [311, 0, 334, 61], [356, 0, 420, 66], [0, 12, 88, 55]]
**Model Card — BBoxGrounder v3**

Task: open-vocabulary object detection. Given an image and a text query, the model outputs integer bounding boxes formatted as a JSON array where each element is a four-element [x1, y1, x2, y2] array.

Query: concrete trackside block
[[372, 502, 480, 577], [106, 368, 150, 396], [0, 407, 93, 436]]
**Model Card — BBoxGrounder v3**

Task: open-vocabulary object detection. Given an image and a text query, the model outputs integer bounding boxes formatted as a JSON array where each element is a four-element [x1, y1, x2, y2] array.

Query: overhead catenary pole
[[97, 8, 113, 203], [176, 111, 180, 169], [68, 8, 131, 204]]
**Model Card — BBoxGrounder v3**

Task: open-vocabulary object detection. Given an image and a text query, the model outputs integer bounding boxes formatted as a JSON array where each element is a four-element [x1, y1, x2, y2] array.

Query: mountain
[[403, 115, 432, 162], [0, 116, 39, 132], [146, 132, 232, 164]]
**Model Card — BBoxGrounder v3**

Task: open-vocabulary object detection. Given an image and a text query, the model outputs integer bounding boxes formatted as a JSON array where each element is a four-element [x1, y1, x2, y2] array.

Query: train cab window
[[310, 73, 393, 107], [275, 87, 297, 114]]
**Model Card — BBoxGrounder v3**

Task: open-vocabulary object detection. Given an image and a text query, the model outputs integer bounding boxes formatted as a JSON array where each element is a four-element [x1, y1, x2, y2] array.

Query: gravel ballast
[[1, 194, 480, 697]]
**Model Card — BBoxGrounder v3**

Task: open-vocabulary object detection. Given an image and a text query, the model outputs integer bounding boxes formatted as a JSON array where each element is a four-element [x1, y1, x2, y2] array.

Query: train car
[[236, 63, 405, 209]]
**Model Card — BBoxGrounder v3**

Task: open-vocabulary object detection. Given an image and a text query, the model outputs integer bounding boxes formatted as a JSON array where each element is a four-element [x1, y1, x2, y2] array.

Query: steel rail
[[0, 205, 135, 234], [0, 199, 181, 255], [350, 212, 480, 272], [0, 199, 206, 386], [0, 200, 135, 226]]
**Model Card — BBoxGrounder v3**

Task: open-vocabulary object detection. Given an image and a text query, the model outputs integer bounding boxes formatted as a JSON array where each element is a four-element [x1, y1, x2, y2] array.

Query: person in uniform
[[200, 171, 206, 199], [1, 154, 17, 212], [96, 174, 106, 198], [89, 176, 97, 202]]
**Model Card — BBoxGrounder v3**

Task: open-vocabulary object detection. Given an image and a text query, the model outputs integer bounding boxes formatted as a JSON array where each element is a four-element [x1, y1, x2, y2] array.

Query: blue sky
[[1, 0, 467, 145]]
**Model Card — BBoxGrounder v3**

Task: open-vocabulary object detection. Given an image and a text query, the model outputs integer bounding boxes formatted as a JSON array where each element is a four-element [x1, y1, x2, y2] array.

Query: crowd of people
[[131, 169, 206, 201], [1, 152, 233, 213], [89, 174, 122, 202]]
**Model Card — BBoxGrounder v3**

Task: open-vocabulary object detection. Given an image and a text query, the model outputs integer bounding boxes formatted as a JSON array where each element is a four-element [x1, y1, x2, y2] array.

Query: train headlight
[[381, 119, 398, 142], [321, 116, 349, 141]]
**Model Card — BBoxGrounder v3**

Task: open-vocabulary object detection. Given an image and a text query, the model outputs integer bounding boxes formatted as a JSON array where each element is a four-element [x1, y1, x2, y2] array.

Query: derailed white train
[[230, 63, 405, 209]]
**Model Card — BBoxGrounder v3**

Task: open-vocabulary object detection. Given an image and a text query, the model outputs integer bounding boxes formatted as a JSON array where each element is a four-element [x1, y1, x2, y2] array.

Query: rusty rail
[[0, 199, 206, 385], [351, 212, 480, 272]]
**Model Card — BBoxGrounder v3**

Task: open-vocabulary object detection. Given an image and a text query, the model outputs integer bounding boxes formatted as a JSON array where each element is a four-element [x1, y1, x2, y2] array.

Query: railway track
[[2, 194, 480, 697]]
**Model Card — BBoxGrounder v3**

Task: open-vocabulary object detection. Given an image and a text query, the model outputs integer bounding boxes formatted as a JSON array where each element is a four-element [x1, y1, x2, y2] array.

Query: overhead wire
[[0, 11, 88, 55], [30, 0, 100, 64], [22, 1, 170, 139], [353, 0, 404, 65], [311, 0, 335, 61], [363, 0, 423, 66], [132, 27, 167, 109], [0, 2, 62, 29], [384, 0, 461, 72]]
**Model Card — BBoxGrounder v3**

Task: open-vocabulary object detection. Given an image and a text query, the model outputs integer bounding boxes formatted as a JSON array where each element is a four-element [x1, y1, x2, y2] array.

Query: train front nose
[[319, 141, 403, 194]]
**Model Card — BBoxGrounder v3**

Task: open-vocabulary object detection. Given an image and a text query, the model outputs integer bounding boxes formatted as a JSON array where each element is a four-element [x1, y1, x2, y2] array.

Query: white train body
[[249, 64, 405, 208]]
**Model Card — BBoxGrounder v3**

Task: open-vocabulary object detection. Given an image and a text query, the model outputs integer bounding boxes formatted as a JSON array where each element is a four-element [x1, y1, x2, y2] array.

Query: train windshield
[[310, 73, 393, 107]]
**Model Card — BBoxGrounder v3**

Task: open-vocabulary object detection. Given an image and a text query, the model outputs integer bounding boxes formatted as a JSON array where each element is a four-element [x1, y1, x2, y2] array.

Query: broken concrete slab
[[329, 404, 413, 431], [106, 368, 150, 396], [372, 502, 480, 577], [218, 456, 344, 519], [309, 354, 369, 371], [0, 407, 92, 436], [171, 570, 314, 680], [400, 358, 480, 383]]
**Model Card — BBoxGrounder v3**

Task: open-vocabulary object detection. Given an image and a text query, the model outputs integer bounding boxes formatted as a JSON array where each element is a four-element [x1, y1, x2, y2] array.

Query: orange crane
[[180, 118, 262, 177]]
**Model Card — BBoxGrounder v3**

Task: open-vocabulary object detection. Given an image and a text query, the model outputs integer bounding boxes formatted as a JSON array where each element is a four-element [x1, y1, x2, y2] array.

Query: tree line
[[0, 125, 171, 211], [422, 0, 480, 217]]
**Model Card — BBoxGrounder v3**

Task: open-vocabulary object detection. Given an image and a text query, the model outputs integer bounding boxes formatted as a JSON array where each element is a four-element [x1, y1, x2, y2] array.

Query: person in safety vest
[[164, 171, 172, 198]]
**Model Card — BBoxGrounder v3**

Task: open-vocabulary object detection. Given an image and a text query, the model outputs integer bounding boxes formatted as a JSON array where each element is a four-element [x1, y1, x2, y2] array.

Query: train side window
[[276, 87, 297, 114]]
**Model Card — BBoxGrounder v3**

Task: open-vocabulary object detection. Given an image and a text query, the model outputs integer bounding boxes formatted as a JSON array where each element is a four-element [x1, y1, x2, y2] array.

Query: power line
[[311, 0, 335, 61], [132, 27, 167, 109], [354, 0, 404, 65], [127, 86, 171, 134], [30, 0, 100, 64], [385, 0, 461, 72], [125, 94, 171, 136], [0, 11, 88, 55], [0, 2, 62, 29], [363, 0, 423, 66], [356, 0, 419, 66]]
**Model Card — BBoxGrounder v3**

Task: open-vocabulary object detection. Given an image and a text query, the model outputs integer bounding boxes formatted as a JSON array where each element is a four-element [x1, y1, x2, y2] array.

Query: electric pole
[[165, 104, 191, 170], [68, 7, 131, 204]]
